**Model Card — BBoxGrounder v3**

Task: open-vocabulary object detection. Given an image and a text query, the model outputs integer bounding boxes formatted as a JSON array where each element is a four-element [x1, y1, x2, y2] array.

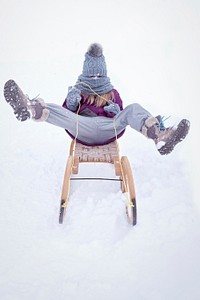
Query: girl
[[3, 43, 190, 155]]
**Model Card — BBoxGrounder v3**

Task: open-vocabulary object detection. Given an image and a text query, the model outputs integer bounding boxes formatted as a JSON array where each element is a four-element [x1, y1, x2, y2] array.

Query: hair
[[82, 91, 115, 107]]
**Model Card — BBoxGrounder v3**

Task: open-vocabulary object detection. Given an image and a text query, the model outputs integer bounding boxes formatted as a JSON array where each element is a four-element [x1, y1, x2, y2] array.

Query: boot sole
[[158, 119, 190, 155], [4, 79, 30, 121]]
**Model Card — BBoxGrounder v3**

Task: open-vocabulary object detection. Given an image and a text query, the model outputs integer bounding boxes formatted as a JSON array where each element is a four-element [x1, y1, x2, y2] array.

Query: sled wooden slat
[[73, 141, 119, 164]]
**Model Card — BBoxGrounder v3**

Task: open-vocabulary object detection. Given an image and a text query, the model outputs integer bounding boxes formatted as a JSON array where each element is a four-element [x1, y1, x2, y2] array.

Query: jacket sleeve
[[113, 89, 123, 110]]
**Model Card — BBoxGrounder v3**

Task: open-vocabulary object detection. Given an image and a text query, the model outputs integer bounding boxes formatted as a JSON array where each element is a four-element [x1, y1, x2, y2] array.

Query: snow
[[0, 0, 200, 299]]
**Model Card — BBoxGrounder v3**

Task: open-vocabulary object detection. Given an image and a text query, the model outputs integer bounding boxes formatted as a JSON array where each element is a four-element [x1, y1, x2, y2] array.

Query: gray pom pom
[[87, 43, 103, 57]]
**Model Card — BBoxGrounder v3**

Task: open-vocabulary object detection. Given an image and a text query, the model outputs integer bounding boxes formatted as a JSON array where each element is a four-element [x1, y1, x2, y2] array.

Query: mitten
[[66, 86, 81, 111], [104, 101, 120, 115]]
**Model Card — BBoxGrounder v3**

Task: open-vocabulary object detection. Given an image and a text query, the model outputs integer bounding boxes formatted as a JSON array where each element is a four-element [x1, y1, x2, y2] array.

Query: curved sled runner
[[59, 141, 137, 226]]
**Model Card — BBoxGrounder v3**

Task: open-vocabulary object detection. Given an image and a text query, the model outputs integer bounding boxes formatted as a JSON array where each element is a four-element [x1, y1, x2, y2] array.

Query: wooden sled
[[59, 140, 137, 226]]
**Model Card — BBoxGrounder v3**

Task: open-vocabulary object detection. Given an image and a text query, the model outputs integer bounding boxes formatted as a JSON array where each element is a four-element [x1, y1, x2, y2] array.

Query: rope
[[71, 102, 81, 164], [61, 103, 81, 209], [113, 118, 129, 195], [61, 82, 133, 210]]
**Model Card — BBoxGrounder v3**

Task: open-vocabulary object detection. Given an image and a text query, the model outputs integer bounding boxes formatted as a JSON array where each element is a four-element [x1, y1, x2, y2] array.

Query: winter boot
[[4, 79, 49, 122], [141, 115, 190, 155]]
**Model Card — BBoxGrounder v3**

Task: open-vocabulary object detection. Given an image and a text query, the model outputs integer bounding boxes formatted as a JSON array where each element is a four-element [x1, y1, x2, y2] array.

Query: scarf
[[76, 74, 113, 95]]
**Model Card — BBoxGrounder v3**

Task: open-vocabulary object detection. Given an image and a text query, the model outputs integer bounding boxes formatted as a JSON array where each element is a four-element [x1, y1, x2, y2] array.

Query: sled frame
[[59, 140, 137, 226]]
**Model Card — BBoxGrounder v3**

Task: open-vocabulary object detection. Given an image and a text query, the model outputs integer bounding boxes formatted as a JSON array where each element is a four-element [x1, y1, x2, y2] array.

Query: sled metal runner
[[70, 177, 122, 181], [59, 140, 137, 226]]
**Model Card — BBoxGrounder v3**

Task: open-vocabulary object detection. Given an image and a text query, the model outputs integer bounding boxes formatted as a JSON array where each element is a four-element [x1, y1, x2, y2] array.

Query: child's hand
[[104, 101, 120, 115], [66, 86, 81, 111]]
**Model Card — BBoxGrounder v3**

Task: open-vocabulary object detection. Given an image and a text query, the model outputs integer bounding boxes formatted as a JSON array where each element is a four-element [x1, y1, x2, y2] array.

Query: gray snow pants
[[45, 103, 151, 145]]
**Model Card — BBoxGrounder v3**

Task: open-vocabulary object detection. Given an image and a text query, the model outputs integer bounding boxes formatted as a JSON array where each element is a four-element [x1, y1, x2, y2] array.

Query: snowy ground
[[0, 1, 200, 299]]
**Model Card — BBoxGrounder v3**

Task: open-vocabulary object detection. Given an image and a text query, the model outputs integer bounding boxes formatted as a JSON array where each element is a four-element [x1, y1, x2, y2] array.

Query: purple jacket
[[62, 89, 125, 145]]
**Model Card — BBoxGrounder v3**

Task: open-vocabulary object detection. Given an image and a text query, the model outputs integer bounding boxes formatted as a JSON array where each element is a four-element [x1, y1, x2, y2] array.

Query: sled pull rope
[[61, 102, 81, 210], [73, 82, 130, 199], [113, 117, 129, 193], [72, 102, 81, 163]]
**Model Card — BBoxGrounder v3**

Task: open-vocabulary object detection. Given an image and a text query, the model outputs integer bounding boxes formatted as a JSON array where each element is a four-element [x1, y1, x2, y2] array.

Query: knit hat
[[76, 43, 113, 95], [82, 43, 107, 77]]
